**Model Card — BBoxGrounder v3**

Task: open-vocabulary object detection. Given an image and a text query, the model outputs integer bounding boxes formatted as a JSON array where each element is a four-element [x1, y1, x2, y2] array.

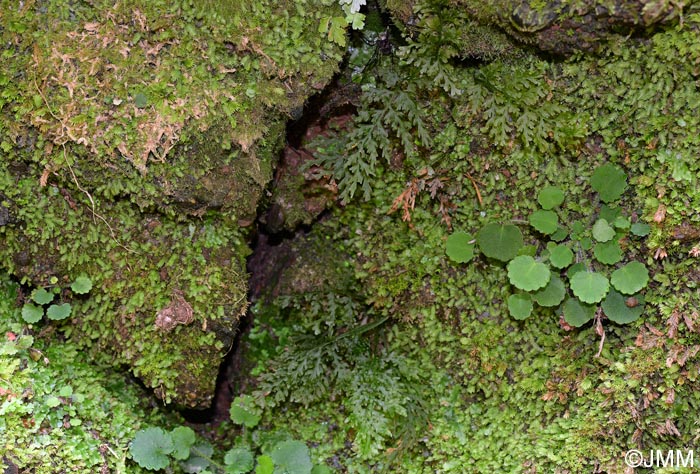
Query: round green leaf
[[550, 226, 569, 242], [270, 440, 313, 474], [32, 288, 54, 305], [562, 298, 597, 327], [532, 275, 566, 307], [182, 442, 213, 473], [507, 256, 551, 291], [538, 186, 565, 209], [445, 231, 475, 263], [170, 426, 196, 461], [569, 271, 610, 304], [507, 293, 533, 320], [255, 455, 274, 474], [592, 219, 615, 242], [567, 262, 586, 278], [599, 204, 621, 223], [591, 164, 628, 202], [580, 237, 593, 251], [71, 275, 93, 294], [22, 303, 44, 323], [549, 245, 573, 269], [58, 385, 73, 397], [529, 210, 559, 235], [230, 395, 261, 428], [130, 427, 174, 471], [224, 447, 255, 474], [630, 222, 651, 237], [610, 261, 649, 295], [45, 395, 61, 408], [593, 241, 623, 265], [476, 223, 523, 262], [602, 290, 645, 324], [571, 221, 585, 239], [613, 216, 631, 229], [46, 303, 72, 320]]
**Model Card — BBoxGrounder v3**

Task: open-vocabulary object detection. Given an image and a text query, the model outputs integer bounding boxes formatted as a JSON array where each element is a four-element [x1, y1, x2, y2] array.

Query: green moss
[[0, 274, 177, 473], [0, 0, 346, 406], [244, 8, 700, 471]]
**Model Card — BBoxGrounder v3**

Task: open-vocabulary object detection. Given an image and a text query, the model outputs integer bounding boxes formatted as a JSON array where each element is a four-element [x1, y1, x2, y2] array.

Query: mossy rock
[[0, 0, 344, 407], [383, 0, 684, 56]]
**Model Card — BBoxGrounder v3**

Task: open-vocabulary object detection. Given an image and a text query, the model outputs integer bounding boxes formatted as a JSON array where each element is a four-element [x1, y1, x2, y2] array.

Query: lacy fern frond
[[310, 80, 431, 203]]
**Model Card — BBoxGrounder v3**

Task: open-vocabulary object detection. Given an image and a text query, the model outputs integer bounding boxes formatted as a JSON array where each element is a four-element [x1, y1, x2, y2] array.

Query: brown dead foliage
[[155, 289, 194, 332]]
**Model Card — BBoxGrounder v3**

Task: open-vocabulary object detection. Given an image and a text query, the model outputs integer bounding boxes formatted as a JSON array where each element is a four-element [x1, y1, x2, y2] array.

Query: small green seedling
[[21, 275, 92, 324]]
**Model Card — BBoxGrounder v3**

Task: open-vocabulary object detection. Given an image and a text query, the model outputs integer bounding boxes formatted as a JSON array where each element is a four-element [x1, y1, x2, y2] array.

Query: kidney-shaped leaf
[[46, 303, 72, 321], [591, 164, 628, 202], [224, 447, 255, 474], [446, 231, 475, 263], [592, 219, 615, 242], [593, 241, 623, 265], [570, 271, 609, 304], [562, 298, 596, 327], [32, 288, 54, 305], [507, 293, 533, 320], [230, 395, 261, 428], [602, 289, 645, 324], [549, 245, 573, 269], [507, 256, 551, 292], [477, 223, 523, 262], [270, 440, 313, 474], [532, 275, 566, 307], [22, 304, 44, 323], [170, 426, 196, 461], [71, 275, 93, 294], [611, 261, 649, 295], [630, 222, 651, 237], [538, 186, 565, 210], [130, 427, 174, 471], [529, 210, 559, 235]]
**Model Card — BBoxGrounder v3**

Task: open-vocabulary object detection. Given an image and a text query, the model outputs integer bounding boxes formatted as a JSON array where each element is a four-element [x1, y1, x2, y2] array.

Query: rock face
[[0, 0, 344, 407], [384, 0, 685, 56]]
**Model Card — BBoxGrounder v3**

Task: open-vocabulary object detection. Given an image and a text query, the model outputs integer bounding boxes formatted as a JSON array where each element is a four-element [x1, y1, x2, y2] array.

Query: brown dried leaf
[[389, 179, 420, 223], [646, 323, 665, 337], [668, 309, 680, 339], [665, 419, 681, 436], [664, 388, 675, 404], [683, 311, 698, 332], [666, 345, 682, 368], [654, 247, 668, 260], [84, 22, 100, 33], [39, 168, 50, 187], [559, 314, 575, 332], [677, 345, 700, 367], [653, 204, 667, 223], [155, 289, 194, 332]]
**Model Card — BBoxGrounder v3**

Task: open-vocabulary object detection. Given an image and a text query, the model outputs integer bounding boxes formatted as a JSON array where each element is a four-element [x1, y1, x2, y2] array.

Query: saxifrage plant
[[446, 164, 650, 327], [21, 275, 93, 324]]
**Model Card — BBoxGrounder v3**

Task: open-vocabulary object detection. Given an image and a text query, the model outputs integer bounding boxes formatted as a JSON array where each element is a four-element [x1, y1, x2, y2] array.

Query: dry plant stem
[[595, 308, 605, 358], [35, 75, 135, 254], [64, 147, 136, 254], [465, 172, 483, 205]]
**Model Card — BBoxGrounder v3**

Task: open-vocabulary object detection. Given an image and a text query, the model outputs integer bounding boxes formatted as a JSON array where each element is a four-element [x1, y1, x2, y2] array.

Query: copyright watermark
[[624, 449, 694, 468]]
